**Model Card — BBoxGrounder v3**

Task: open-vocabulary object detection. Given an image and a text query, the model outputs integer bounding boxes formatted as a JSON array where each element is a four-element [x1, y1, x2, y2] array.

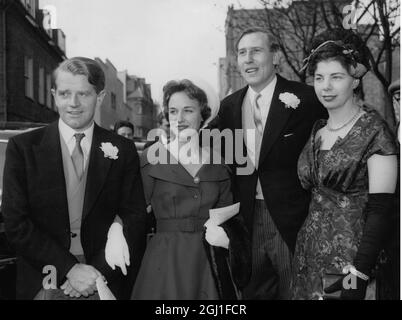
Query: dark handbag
[[322, 273, 377, 300]]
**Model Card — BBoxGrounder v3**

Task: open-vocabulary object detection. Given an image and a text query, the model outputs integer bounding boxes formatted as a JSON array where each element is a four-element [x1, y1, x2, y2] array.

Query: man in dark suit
[[212, 28, 327, 299], [2, 57, 147, 300]]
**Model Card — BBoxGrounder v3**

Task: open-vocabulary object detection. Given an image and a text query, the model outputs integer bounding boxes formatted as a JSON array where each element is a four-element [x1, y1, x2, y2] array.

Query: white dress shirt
[[58, 119, 94, 169], [243, 76, 277, 200], [247, 75, 277, 132]]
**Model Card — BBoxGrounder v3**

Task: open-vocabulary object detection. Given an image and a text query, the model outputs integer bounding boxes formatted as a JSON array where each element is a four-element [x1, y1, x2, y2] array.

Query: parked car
[[0, 122, 45, 300]]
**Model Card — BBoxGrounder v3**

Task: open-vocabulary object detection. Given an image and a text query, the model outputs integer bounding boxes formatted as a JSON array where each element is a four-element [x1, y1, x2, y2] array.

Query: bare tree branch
[[226, 0, 399, 125]]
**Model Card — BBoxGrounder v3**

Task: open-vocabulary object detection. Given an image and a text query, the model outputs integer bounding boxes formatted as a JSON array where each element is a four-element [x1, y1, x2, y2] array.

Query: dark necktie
[[72, 133, 85, 180]]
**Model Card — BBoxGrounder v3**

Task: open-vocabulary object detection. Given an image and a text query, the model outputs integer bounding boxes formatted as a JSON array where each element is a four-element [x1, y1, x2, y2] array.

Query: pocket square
[[283, 133, 294, 138]]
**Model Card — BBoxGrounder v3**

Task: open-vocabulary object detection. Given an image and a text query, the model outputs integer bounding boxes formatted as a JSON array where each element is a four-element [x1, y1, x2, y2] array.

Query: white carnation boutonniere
[[279, 92, 300, 110], [100, 142, 119, 160]]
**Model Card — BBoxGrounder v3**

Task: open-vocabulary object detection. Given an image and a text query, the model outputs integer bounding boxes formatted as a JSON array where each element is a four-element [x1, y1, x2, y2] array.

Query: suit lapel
[[259, 75, 293, 164], [33, 122, 69, 224], [233, 87, 248, 130], [82, 124, 112, 220], [231, 87, 249, 169]]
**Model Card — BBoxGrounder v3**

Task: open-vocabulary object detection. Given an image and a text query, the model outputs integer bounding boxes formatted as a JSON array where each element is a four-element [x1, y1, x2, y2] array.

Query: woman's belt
[[157, 217, 207, 232]]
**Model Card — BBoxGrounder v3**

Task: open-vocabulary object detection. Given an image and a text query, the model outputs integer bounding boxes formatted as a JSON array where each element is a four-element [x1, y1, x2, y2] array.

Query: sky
[[38, 0, 263, 104]]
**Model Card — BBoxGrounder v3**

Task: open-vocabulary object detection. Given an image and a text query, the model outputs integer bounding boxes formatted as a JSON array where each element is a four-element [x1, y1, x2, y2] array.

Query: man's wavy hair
[[235, 27, 280, 53], [52, 57, 105, 94], [163, 79, 211, 128]]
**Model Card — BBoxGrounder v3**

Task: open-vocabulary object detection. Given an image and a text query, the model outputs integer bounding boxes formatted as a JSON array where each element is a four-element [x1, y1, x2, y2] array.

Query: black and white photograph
[[0, 0, 400, 310]]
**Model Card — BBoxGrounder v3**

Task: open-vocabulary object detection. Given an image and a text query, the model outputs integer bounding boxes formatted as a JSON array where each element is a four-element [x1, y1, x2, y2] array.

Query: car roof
[[0, 128, 42, 142], [0, 122, 46, 130], [0, 122, 46, 142]]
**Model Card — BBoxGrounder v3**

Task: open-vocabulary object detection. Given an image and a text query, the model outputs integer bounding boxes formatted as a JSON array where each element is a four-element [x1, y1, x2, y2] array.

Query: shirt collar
[[248, 75, 277, 102], [58, 118, 95, 146]]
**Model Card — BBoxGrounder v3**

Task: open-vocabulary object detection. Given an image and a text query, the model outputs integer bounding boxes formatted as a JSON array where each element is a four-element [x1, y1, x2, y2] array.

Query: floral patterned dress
[[291, 108, 398, 300]]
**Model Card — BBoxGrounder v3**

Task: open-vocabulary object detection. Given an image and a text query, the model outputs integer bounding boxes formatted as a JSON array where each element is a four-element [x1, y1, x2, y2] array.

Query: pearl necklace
[[326, 107, 361, 132]]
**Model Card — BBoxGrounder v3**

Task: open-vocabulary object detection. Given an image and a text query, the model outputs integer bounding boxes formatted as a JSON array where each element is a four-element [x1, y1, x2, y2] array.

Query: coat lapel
[[145, 146, 230, 187], [82, 124, 112, 220], [148, 162, 196, 187], [33, 122, 69, 224], [233, 87, 248, 130], [259, 75, 293, 164]]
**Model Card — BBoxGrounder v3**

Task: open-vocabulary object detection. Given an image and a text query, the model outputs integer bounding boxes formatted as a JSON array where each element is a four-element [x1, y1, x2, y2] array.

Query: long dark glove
[[324, 193, 394, 300], [354, 193, 394, 275]]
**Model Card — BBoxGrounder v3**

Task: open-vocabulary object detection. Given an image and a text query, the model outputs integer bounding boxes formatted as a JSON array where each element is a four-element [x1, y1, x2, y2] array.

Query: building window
[[111, 92, 116, 110], [39, 67, 45, 105], [46, 73, 52, 109], [24, 56, 34, 100]]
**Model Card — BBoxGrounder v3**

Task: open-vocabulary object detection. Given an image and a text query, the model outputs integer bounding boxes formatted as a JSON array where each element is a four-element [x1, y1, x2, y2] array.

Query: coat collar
[[142, 143, 231, 187], [82, 123, 113, 220], [233, 86, 249, 130], [33, 121, 113, 221], [259, 74, 294, 164], [33, 121, 69, 225], [232, 75, 294, 165]]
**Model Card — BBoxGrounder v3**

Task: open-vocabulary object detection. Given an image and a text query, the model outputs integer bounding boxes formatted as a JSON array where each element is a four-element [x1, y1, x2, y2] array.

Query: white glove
[[204, 224, 230, 249], [105, 222, 130, 275]]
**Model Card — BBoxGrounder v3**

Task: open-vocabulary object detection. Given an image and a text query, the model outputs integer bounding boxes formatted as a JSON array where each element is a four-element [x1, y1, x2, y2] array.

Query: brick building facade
[[94, 58, 131, 130], [92, 64, 155, 139], [118, 71, 155, 139], [0, 0, 66, 123]]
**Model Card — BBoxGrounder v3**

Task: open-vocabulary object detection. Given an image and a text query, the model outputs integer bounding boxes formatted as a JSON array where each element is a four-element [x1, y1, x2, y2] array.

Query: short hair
[[52, 57, 105, 93], [162, 79, 211, 127], [156, 112, 167, 125], [114, 120, 134, 133], [307, 28, 370, 78], [235, 27, 279, 53]]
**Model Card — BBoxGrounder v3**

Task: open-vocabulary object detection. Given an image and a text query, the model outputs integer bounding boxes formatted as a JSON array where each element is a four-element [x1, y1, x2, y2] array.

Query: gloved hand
[[60, 280, 82, 298], [105, 222, 130, 275], [324, 266, 369, 300], [204, 223, 230, 249]]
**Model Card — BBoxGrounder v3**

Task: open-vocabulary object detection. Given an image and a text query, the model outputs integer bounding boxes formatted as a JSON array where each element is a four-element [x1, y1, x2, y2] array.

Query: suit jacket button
[[194, 177, 200, 184], [193, 194, 198, 199]]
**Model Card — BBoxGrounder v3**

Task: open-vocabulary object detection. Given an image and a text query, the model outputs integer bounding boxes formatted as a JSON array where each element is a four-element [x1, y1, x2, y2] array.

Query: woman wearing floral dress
[[291, 29, 398, 300]]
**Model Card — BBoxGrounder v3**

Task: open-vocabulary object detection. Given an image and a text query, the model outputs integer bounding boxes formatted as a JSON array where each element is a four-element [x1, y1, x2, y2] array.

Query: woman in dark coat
[[109, 79, 250, 299]]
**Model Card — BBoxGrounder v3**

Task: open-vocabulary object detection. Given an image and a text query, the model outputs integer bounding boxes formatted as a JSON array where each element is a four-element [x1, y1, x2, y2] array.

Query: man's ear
[[352, 79, 360, 89], [51, 88, 56, 98], [273, 51, 280, 66], [96, 90, 106, 106]]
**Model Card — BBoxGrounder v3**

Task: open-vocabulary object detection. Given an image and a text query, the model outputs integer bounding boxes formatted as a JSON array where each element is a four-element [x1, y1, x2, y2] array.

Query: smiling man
[[210, 28, 327, 299], [2, 57, 147, 300]]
